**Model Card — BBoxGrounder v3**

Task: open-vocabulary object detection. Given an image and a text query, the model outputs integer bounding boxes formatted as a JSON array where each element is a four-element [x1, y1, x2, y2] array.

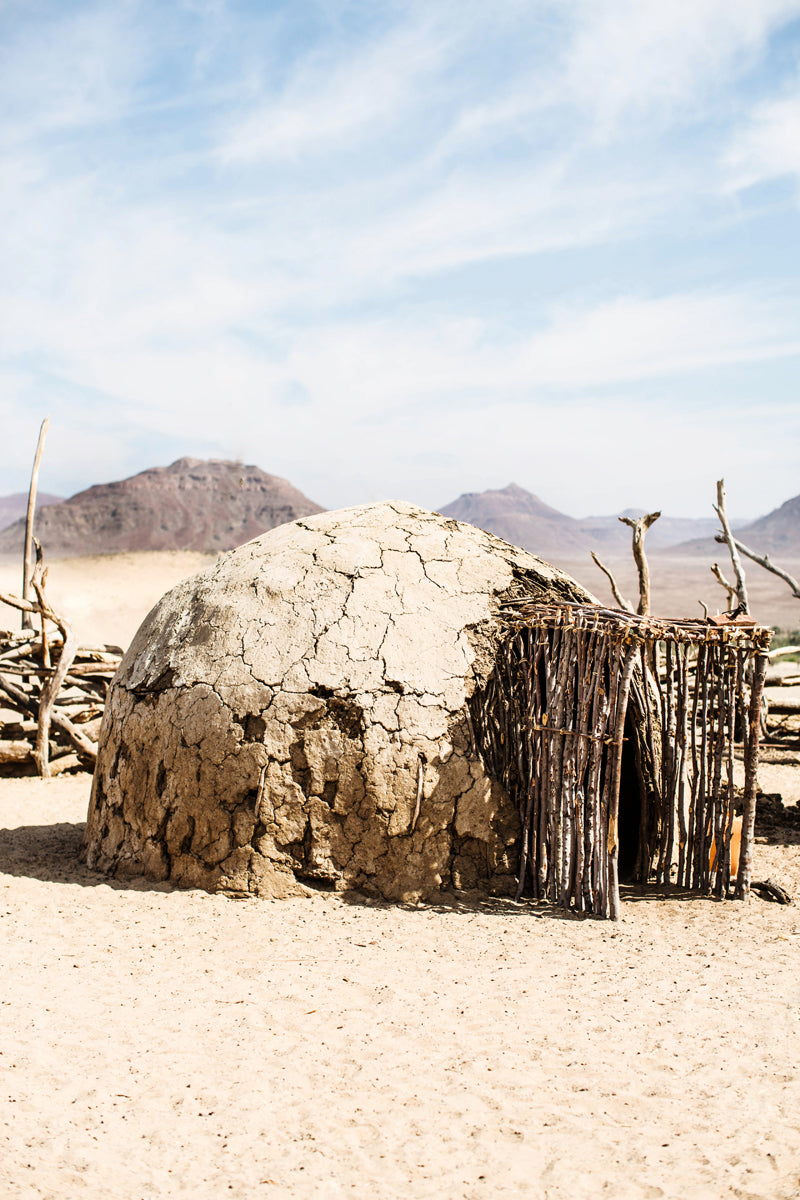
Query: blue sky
[[2, 0, 800, 519]]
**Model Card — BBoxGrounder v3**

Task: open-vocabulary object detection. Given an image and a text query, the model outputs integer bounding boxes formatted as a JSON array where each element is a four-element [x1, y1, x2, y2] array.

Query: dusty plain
[[1, 549, 800, 1200]]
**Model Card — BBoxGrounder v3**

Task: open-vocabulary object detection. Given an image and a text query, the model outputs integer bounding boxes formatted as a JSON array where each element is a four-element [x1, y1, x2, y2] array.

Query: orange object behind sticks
[[709, 815, 743, 881]]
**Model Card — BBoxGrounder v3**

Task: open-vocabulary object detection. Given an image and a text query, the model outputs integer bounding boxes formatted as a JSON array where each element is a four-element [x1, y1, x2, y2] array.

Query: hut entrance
[[471, 602, 770, 919], [617, 709, 642, 883]]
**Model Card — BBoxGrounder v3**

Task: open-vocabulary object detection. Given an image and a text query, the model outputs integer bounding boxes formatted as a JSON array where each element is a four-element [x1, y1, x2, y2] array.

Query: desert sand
[[1, 550, 800, 1200]]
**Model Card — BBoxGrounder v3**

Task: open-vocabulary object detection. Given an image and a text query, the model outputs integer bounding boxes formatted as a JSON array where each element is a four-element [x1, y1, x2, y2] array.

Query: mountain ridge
[[0, 458, 323, 559], [0, 492, 63, 532], [2, 471, 794, 564], [665, 493, 800, 557], [440, 484, 724, 558]]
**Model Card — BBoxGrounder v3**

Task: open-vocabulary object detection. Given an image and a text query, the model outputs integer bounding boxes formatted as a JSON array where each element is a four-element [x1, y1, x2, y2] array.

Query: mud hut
[[84, 501, 595, 901], [84, 500, 769, 915]]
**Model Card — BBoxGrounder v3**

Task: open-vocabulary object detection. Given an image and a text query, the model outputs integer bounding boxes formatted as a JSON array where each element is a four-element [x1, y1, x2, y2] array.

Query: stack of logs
[[0, 549, 121, 777]]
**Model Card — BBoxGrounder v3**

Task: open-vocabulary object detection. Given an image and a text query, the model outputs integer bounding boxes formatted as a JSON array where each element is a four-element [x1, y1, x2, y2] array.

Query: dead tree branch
[[30, 541, 78, 776], [769, 645, 800, 660], [713, 479, 749, 614], [590, 551, 634, 613], [713, 534, 800, 601], [710, 562, 737, 610], [22, 416, 49, 632], [619, 511, 660, 616]]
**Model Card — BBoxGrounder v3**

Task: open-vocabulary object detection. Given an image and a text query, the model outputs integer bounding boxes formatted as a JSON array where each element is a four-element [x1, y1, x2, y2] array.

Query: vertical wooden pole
[[674, 643, 688, 889], [735, 652, 768, 899], [607, 643, 638, 920], [22, 417, 50, 631]]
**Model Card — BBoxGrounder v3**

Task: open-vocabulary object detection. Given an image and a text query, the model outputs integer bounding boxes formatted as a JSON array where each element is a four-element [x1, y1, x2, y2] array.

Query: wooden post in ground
[[735, 651, 769, 900]]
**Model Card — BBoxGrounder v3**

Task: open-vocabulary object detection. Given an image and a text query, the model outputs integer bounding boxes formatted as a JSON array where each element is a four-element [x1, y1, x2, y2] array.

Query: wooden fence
[[471, 602, 770, 919]]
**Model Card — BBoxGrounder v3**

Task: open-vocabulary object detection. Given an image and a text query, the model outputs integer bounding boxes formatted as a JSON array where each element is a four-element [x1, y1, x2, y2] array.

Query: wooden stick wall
[[471, 603, 770, 919]]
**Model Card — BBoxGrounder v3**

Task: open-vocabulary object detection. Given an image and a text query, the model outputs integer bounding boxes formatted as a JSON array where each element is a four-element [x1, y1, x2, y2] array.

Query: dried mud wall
[[84, 502, 591, 901]]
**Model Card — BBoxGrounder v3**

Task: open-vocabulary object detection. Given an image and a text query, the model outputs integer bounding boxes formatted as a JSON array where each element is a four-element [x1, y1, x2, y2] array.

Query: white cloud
[[219, 15, 453, 163], [513, 290, 800, 386], [564, 0, 800, 132], [724, 85, 800, 190], [342, 163, 682, 287], [0, 5, 141, 149], [261, 288, 800, 412], [13, 281, 793, 442]]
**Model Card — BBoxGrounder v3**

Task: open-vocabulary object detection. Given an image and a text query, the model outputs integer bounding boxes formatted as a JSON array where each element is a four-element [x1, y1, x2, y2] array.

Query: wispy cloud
[[563, 0, 799, 131], [219, 15, 453, 163], [0, 5, 142, 148], [724, 82, 800, 190]]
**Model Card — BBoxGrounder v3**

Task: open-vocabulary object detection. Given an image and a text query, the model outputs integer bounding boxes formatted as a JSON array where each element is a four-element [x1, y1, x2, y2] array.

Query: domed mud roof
[[85, 501, 594, 901]]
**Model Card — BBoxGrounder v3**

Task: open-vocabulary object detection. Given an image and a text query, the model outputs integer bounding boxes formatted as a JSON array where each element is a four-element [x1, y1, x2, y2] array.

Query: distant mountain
[[440, 484, 720, 558], [667, 493, 800, 558], [0, 458, 324, 559], [584, 509, 720, 551], [440, 483, 590, 557], [0, 492, 62, 531], [735, 494, 800, 555]]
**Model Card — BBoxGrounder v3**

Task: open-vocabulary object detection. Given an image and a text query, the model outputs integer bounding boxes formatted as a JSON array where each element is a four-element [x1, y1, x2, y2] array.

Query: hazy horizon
[[0, 455, 763, 529]]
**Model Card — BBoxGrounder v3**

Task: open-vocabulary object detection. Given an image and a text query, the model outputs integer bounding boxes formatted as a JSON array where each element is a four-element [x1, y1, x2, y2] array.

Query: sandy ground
[[0, 551, 216, 649], [1, 550, 800, 1199]]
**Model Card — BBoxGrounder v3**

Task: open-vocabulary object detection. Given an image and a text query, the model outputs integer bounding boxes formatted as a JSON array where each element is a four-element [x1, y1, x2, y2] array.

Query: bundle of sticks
[[0, 545, 122, 777]]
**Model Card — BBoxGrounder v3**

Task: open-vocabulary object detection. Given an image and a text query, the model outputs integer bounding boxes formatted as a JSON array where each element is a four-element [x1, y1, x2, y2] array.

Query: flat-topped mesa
[[83, 501, 593, 902]]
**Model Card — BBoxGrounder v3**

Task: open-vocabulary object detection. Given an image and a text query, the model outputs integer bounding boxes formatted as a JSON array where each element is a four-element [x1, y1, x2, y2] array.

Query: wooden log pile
[[470, 601, 770, 919], [0, 550, 121, 777]]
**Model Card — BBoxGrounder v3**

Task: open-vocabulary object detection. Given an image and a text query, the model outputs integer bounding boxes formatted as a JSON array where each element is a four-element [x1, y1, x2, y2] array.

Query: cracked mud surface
[[84, 501, 592, 901]]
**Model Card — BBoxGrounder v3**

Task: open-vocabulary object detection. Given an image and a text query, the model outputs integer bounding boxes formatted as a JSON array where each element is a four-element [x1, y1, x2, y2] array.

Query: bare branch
[[0, 591, 38, 615], [714, 533, 800, 601], [590, 551, 634, 612], [618, 511, 660, 616], [769, 645, 800, 660], [30, 541, 78, 777], [0, 671, 97, 761], [710, 562, 736, 610], [713, 479, 749, 613], [22, 416, 49, 632]]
